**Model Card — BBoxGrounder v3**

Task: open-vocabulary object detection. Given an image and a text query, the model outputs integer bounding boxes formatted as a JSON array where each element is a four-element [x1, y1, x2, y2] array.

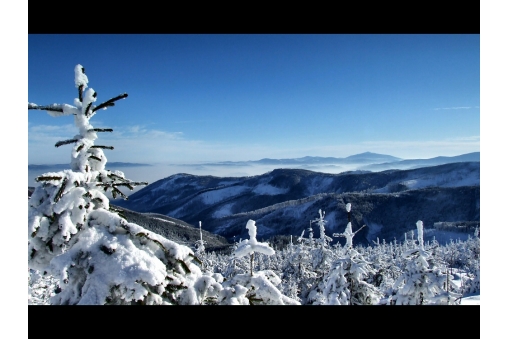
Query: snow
[[373, 167, 480, 193], [212, 202, 235, 218], [460, 294, 480, 305], [201, 185, 248, 205], [234, 220, 275, 258], [74, 64, 88, 89], [219, 270, 300, 305], [152, 174, 197, 193], [416, 220, 424, 248], [343, 222, 354, 248], [400, 173, 480, 189], [307, 177, 333, 195], [252, 183, 288, 195], [152, 217, 175, 224], [265, 200, 316, 220], [51, 224, 168, 304]]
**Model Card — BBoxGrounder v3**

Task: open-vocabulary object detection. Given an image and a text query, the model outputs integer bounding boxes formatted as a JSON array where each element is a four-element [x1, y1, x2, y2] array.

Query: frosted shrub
[[309, 209, 334, 277], [308, 203, 381, 305], [218, 220, 300, 305], [392, 221, 460, 305]]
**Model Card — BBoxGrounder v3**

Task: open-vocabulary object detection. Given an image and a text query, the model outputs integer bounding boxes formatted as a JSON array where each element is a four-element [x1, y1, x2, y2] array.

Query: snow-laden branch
[[88, 128, 113, 133], [92, 93, 128, 113], [28, 103, 64, 113], [234, 220, 275, 276], [55, 139, 79, 148]]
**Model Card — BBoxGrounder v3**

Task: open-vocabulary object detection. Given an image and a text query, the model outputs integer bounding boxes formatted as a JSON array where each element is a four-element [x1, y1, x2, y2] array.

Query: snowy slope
[[114, 162, 479, 245]]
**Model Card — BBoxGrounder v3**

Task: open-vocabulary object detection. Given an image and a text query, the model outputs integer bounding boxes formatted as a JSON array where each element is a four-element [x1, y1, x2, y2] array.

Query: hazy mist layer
[[28, 163, 361, 197]]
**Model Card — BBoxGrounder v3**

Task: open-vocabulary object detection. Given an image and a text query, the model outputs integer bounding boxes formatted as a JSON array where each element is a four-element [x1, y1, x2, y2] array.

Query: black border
[[29, 304, 480, 335], [28, 3, 479, 34]]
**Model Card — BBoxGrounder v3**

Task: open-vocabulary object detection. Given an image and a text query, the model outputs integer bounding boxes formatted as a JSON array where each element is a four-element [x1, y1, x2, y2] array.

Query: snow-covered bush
[[222, 237, 250, 279], [309, 209, 334, 277], [220, 219, 300, 305], [234, 219, 275, 276], [463, 267, 480, 296], [195, 221, 206, 255], [309, 247, 382, 305], [28, 65, 222, 305], [308, 203, 381, 305], [391, 221, 460, 305], [218, 269, 300, 305], [364, 243, 401, 300], [278, 227, 319, 303]]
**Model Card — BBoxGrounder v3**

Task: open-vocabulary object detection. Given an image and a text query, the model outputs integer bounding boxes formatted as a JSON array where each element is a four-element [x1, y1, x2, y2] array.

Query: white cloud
[[28, 124, 78, 162], [29, 122, 220, 164], [108, 126, 184, 140], [28, 119, 481, 165]]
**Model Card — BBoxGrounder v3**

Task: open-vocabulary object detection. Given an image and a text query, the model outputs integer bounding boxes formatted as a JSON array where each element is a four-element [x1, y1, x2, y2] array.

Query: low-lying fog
[[28, 162, 363, 197]]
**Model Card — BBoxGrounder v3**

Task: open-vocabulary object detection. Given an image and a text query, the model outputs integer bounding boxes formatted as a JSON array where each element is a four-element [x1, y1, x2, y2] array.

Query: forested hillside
[[114, 163, 479, 245]]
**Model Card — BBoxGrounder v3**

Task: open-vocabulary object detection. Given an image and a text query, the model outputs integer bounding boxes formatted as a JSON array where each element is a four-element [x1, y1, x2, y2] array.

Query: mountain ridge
[[113, 161, 480, 245], [358, 152, 479, 171], [200, 151, 403, 166]]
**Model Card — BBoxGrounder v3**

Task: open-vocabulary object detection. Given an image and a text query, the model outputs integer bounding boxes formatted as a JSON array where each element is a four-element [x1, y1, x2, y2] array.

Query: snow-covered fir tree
[[308, 203, 381, 305], [363, 242, 401, 301], [391, 220, 461, 305], [218, 219, 300, 305], [194, 221, 209, 270], [28, 65, 223, 305], [462, 235, 480, 296], [196, 221, 206, 252], [282, 227, 318, 303], [233, 219, 275, 276], [309, 209, 334, 277], [223, 236, 250, 279]]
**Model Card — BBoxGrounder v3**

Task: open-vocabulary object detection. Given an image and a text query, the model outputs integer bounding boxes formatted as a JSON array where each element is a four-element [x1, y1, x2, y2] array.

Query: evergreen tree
[[28, 64, 222, 305], [218, 220, 300, 305], [392, 221, 460, 305], [308, 203, 381, 305], [284, 228, 318, 304], [222, 236, 250, 279], [194, 221, 210, 271], [316, 247, 382, 305], [309, 209, 334, 277], [462, 234, 480, 296]]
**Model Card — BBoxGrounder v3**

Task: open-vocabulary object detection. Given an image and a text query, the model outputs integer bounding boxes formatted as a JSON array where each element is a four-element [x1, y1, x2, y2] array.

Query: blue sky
[[28, 34, 479, 165]]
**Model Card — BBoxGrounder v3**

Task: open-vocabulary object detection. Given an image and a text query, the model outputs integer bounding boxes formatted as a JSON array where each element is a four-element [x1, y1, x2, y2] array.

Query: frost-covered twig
[[92, 93, 128, 113], [28, 103, 64, 113]]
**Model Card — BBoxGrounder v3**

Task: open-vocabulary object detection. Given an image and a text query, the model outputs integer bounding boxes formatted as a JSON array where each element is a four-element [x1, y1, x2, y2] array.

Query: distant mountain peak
[[344, 152, 403, 161]]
